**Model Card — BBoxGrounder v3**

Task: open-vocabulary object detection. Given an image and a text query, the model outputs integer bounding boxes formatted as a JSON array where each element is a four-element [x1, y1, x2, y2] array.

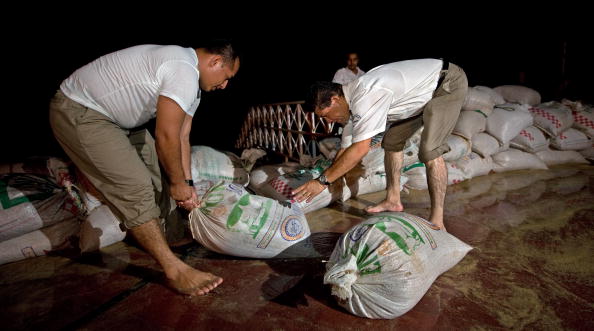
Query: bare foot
[[365, 200, 404, 213], [166, 263, 223, 296]]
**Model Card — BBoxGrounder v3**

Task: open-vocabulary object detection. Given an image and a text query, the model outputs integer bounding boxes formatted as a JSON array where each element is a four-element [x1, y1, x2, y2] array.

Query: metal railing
[[235, 101, 338, 161]]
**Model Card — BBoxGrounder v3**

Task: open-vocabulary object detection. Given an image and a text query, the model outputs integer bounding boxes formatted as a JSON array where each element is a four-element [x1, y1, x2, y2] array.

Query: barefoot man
[[293, 59, 467, 231], [50, 40, 240, 295]]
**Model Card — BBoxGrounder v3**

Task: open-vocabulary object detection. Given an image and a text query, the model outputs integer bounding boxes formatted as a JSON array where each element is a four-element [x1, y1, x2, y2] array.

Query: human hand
[[171, 183, 199, 211], [176, 189, 200, 211], [292, 180, 327, 203]]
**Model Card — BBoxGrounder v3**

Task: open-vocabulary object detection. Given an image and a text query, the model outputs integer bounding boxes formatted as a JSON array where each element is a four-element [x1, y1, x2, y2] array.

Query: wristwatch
[[184, 179, 194, 187], [316, 174, 331, 186]]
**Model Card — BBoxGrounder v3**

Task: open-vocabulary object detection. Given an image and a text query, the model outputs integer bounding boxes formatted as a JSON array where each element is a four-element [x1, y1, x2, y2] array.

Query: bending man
[[49, 41, 240, 295], [294, 59, 467, 231]]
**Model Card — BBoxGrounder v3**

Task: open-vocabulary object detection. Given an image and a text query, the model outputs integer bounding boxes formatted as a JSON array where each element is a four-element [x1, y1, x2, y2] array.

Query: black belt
[[436, 60, 449, 90]]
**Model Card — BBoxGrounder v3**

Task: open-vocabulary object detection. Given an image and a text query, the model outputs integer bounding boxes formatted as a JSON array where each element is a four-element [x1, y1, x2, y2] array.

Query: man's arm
[[155, 95, 194, 203], [180, 113, 193, 181], [292, 138, 371, 202], [323, 138, 371, 183]]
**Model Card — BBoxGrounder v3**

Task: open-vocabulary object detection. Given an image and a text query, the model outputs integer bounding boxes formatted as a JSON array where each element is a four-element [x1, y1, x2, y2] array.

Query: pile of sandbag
[[0, 157, 85, 265]]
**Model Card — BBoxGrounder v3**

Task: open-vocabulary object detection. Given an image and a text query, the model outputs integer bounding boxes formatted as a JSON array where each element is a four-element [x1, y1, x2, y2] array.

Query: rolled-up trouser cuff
[[124, 206, 162, 229], [419, 143, 450, 163]]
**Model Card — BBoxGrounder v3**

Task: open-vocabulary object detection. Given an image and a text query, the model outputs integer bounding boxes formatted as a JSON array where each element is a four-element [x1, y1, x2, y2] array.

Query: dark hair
[[345, 51, 359, 60], [305, 81, 344, 112], [200, 38, 240, 65]]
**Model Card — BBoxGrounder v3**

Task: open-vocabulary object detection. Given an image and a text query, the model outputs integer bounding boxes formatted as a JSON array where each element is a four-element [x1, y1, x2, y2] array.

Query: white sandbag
[[551, 128, 592, 151], [535, 148, 589, 166], [188, 182, 312, 259], [578, 146, 594, 161], [402, 161, 468, 190], [462, 87, 495, 115], [471, 132, 508, 157], [239, 148, 268, 172], [342, 172, 388, 201], [324, 212, 472, 319], [0, 174, 79, 242], [528, 103, 574, 137], [453, 153, 493, 178], [318, 137, 342, 159], [474, 85, 506, 105], [191, 146, 249, 186], [453, 110, 488, 140], [79, 205, 126, 253], [258, 159, 343, 213], [571, 106, 594, 138], [446, 162, 471, 185], [248, 163, 302, 193], [486, 104, 533, 145], [402, 163, 428, 190], [492, 149, 548, 172], [509, 125, 549, 153], [360, 146, 386, 175], [0, 216, 80, 265], [443, 134, 472, 162], [493, 85, 541, 105]]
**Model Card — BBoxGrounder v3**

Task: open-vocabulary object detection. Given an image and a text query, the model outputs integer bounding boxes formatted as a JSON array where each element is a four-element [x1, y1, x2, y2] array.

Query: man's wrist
[[316, 174, 331, 186], [184, 179, 194, 187]]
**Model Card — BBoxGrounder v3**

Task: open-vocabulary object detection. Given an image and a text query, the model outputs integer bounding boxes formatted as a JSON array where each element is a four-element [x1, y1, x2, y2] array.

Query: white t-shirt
[[341, 59, 442, 148], [332, 67, 366, 85], [60, 45, 201, 129]]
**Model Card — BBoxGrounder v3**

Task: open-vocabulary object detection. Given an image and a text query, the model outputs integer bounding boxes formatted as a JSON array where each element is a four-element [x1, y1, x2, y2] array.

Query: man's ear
[[209, 55, 223, 68], [330, 95, 341, 105]]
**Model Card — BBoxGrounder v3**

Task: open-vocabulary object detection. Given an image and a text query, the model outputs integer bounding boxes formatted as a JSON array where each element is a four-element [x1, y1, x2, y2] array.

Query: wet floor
[[1, 164, 593, 330]]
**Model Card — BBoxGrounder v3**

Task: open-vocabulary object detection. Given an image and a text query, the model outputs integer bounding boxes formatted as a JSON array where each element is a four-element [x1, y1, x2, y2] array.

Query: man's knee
[[418, 143, 450, 164]]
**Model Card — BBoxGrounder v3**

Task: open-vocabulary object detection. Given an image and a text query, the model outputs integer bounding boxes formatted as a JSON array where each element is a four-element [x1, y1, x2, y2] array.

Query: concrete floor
[[1, 165, 593, 330]]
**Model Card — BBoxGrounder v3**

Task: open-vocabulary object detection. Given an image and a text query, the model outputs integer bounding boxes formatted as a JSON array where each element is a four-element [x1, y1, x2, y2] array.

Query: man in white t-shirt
[[293, 59, 467, 231], [332, 52, 365, 85], [49, 40, 240, 296]]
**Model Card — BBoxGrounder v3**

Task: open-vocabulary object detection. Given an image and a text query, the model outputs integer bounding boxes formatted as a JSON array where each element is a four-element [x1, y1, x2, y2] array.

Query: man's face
[[347, 53, 359, 71], [315, 96, 350, 125], [200, 57, 240, 91]]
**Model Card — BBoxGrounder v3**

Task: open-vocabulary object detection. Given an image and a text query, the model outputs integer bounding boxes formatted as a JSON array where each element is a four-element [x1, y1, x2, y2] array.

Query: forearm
[[180, 136, 191, 180], [156, 134, 185, 185], [324, 140, 370, 183]]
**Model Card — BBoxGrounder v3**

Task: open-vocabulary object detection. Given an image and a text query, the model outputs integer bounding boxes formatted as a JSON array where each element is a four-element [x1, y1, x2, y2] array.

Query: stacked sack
[[249, 131, 414, 213], [0, 157, 84, 264]]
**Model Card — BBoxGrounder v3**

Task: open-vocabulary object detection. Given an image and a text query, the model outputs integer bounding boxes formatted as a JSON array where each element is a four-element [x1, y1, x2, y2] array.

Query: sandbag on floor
[[189, 181, 320, 259], [324, 212, 472, 319]]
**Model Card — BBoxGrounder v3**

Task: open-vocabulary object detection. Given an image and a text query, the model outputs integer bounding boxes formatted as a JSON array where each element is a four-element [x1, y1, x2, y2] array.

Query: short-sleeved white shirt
[[332, 67, 366, 85], [340, 59, 442, 148], [60, 45, 200, 129]]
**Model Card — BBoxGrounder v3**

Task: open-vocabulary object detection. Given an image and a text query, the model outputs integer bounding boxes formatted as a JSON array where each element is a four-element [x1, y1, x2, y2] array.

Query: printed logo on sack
[[280, 215, 304, 241], [349, 224, 371, 242]]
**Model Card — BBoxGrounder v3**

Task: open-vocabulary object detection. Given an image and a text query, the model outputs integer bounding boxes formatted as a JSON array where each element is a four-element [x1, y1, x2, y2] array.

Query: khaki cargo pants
[[382, 63, 468, 163], [49, 90, 185, 242]]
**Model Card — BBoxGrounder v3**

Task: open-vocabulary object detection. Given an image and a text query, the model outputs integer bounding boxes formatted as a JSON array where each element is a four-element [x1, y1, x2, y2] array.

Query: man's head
[[306, 81, 350, 125], [346, 52, 360, 71], [197, 39, 241, 91]]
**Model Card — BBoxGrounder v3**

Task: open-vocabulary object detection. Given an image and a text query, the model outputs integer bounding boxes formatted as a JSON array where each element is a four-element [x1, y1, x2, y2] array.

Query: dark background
[[2, 11, 591, 163]]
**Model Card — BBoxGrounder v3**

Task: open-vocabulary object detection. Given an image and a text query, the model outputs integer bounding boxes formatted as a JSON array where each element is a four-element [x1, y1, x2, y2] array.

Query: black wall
[[3, 14, 590, 163]]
